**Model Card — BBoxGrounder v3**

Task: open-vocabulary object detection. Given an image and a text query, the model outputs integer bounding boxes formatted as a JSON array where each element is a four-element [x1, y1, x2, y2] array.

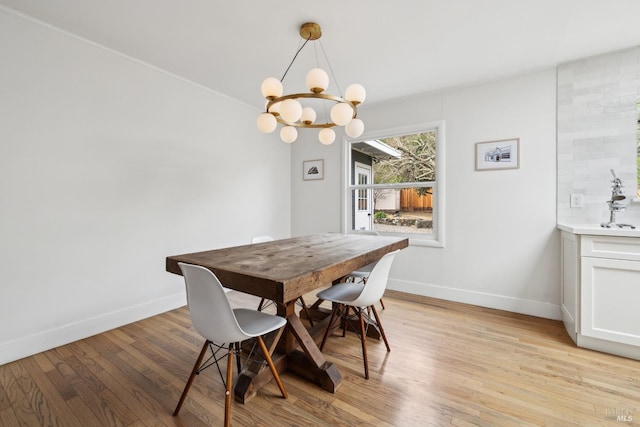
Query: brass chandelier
[[256, 22, 366, 145]]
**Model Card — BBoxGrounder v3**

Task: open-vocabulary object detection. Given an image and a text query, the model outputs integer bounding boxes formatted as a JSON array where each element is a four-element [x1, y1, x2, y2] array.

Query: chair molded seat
[[316, 282, 365, 305], [234, 308, 286, 336]]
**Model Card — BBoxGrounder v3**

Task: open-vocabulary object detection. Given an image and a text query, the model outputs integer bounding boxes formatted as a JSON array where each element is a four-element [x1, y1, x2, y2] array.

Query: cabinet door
[[581, 257, 640, 346], [560, 232, 579, 339]]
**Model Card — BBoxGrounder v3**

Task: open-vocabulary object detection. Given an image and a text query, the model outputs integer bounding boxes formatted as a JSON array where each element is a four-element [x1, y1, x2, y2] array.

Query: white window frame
[[342, 121, 446, 248]]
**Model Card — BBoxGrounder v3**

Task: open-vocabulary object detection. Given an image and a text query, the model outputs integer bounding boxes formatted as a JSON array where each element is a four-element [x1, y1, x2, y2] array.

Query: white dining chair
[[252, 235, 314, 326], [173, 262, 288, 427], [316, 250, 399, 379], [344, 230, 385, 309]]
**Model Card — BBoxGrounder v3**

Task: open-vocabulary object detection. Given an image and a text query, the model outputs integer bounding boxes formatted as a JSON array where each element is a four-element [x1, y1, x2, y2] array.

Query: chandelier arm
[[275, 119, 336, 129], [267, 93, 358, 128], [269, 92, 356, 105]]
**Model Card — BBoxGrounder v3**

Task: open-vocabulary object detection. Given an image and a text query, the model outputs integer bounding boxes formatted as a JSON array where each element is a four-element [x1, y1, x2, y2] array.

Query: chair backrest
[[178, 262, 248, 344], [251, 235, 274, 244], [350, 250, 399, 308]]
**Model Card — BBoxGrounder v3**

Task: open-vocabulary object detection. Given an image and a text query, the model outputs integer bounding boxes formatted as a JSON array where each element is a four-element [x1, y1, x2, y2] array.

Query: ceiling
[[3, 0, 640, 110]]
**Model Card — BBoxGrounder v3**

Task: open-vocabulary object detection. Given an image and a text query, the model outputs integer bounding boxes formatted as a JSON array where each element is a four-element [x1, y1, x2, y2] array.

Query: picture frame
[[475, 138, 520, 171], [303, 159, 324, 180]]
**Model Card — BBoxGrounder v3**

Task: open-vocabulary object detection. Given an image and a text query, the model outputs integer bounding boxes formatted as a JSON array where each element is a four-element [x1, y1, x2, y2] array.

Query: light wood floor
[[2, 290, 639, 426]]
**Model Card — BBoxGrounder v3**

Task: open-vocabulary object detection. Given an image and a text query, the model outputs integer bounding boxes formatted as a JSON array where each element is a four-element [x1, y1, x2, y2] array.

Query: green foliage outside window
[[373, 132, 436, 196]]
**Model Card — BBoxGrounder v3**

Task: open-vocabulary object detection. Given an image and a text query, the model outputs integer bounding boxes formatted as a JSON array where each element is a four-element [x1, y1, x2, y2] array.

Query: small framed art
[[475, 138, 520, 171], [303, 159, 324, 180]]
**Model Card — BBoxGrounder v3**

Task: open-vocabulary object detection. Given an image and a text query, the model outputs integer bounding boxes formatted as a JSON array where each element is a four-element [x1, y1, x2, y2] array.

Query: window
[[343, 122, 445, 246]]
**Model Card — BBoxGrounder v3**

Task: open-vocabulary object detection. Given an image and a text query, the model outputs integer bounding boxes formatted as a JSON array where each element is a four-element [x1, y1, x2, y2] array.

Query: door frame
[[353, 161, 373, 230]]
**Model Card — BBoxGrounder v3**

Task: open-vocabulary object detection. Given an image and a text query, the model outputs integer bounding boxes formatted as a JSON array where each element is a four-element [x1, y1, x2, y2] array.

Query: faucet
[[601, 169, 636, 229]]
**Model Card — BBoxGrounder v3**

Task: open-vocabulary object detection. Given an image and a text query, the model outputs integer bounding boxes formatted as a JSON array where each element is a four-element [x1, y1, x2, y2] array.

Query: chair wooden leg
[[257, 297, 266, 311], [358, 308, 369, 379], [371, 305, 391, 352], [298, 296, 314, 327], [173, 340, 211, 416], [379, 298, 386, 310], [256, 336, 288, 398], [320, 305, 340, 351], [224, 344, 234, 427]]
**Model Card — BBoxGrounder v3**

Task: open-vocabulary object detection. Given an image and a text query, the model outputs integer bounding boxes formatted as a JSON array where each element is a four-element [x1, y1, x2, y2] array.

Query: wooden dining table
[[166, 233, 408, 403]]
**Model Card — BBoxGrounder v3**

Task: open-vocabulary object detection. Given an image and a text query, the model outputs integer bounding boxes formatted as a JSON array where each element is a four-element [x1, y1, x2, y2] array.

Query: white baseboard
[[387, 278, 561, 320], [0, 292, 187, 366], [1, 281, 562, 366], [577, 334, 640, 361]]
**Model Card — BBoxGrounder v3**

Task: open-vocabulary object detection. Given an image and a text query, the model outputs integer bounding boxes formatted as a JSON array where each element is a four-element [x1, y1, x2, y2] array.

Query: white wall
[[0, 9, 290, 364], [292, 69, 560, 319], [291, 131, 343, 234]]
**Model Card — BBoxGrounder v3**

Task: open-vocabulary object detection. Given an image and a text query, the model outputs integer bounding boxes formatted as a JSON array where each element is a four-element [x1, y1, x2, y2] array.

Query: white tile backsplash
[[557, 46, 640, 226]]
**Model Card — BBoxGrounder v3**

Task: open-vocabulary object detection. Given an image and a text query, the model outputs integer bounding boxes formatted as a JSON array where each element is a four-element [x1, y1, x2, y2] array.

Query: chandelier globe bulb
[[330, 102, 354, 126], [257, 112, 277, 133], [345, 83, 366, 105], [345, 118, 364, 138], [306, 68, 329, 94], [261, 77, 283, 100], [280, 126, 298, 143], [300, 107, 317, 125], [318, 128, 336, 145], [279, 99, 303, 123]]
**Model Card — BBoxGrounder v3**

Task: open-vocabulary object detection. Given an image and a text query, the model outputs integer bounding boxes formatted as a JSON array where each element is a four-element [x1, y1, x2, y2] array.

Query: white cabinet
[[560, 231, 579, 342], [560, 230, 640, 359]]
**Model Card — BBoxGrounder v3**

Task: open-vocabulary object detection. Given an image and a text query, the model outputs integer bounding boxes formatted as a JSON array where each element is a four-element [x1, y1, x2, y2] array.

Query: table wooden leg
[[285, 314, 342, 393], [234, 301, 342, 402], [234, 327, 286, 403]]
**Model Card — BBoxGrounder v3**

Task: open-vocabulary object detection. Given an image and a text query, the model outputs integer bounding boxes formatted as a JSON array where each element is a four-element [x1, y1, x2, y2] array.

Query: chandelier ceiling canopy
[[256, 22, 365, 145]]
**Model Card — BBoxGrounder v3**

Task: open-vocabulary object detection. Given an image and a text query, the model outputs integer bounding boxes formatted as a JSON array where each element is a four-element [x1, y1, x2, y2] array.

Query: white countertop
[[558, 223, 640, 237]]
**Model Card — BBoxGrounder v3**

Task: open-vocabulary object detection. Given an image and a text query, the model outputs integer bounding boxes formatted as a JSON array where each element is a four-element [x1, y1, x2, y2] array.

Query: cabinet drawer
[[581, 235, 640, 261]]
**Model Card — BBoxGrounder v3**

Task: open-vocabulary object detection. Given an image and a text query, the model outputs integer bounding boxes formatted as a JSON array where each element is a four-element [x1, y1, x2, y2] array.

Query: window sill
[[369, 231, 444, 248], [409, 237, 444, 248]]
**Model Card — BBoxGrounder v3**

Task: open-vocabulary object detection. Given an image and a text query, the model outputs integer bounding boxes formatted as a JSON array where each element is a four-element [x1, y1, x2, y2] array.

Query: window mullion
[[348, 181, 435, 190]]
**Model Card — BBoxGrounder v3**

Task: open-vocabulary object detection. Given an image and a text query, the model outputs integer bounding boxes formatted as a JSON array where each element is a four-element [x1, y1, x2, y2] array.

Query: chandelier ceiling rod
[[280, 32, 313, 83]]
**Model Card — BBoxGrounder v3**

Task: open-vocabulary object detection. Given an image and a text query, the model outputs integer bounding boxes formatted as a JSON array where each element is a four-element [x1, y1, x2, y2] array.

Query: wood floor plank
[[2, 292, 640, 426], [1, 362, 53, 426], [70, 338, 160, 422], [44, 366, 78, 402], [65, 395, 106, 426], [0, 374, 11, 412], [16, 357, 83, 427], [0, 407, 21, 427]]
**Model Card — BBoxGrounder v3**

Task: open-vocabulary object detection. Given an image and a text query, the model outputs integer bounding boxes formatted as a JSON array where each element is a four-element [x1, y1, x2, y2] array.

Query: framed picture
[[475, 138, 520, 171], [303, 159, 324, 180]]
